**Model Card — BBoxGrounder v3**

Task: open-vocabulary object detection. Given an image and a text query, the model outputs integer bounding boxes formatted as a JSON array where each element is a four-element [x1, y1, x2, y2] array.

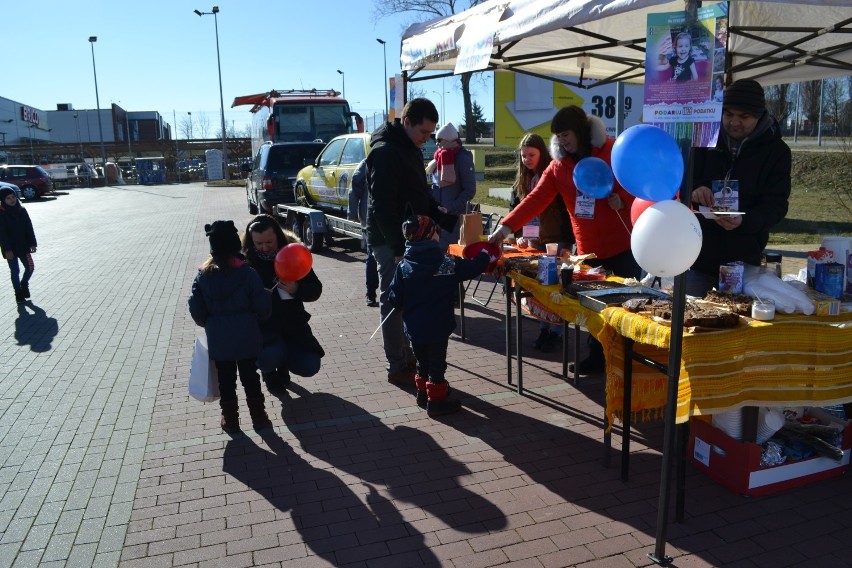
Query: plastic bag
[[189, 335, 220, 402]]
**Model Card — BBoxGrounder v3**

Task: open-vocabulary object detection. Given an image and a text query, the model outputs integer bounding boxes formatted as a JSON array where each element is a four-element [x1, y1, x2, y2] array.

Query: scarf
[[434, 141, 462, 188]]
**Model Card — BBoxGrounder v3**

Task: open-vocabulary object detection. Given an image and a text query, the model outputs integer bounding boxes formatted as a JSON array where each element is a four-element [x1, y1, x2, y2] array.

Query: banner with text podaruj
[[643, 3, 728, 147]]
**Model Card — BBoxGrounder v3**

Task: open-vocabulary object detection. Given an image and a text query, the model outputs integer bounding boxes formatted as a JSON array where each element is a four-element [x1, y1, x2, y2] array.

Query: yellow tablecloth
[[510, 273, 852, 427]]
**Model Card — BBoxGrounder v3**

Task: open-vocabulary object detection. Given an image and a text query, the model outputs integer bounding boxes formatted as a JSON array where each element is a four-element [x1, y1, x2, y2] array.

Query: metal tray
[[577, 286, 671, 312]]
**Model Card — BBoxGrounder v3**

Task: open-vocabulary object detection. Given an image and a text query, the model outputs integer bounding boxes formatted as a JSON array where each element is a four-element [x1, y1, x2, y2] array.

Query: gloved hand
[[488, 224, 512, 245]]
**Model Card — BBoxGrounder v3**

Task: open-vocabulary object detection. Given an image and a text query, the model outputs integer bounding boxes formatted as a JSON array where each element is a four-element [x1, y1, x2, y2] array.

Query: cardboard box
[[803, 288, 841, 316], [689, 411, 851, 496]]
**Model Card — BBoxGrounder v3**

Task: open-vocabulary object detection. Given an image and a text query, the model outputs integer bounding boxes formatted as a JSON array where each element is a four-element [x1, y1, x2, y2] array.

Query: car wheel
[[302, 222, 324, 253], [20, 186, 39, 200], [295, 182, 311, 207]]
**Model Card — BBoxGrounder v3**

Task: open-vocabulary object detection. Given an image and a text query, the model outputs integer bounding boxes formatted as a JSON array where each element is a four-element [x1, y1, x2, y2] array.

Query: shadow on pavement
[[15, 301, 58, 352]]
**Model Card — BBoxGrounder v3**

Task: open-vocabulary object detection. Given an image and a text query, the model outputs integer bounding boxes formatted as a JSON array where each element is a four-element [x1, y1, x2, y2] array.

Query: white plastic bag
[[189, 335, 220, 402]]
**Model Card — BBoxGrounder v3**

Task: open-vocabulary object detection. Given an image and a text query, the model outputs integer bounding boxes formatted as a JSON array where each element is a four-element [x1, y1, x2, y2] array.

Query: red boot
[[425, 381, 461, 417], [415, 374, 428, 408]]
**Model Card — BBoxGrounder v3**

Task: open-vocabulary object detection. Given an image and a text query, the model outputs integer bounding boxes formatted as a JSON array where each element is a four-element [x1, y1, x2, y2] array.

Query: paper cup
[[545, 242, 559, 256], [755, 409, 785, 444], [712, 409, 743, 440]]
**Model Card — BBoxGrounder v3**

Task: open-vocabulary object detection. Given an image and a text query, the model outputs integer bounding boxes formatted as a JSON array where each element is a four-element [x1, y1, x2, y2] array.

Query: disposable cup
[[712, 409, 742, 440], [755, 409, 785, 444], [545, 243, 559, 256]]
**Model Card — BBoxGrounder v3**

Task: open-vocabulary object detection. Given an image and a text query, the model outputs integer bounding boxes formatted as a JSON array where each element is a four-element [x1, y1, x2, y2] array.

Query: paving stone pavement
[[0, 183, 849, 567]]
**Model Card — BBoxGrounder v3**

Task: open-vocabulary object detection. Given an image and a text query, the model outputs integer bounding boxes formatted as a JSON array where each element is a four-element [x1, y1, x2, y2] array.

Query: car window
[[340, 138, 366, 166], [318, 138, 346, 168]]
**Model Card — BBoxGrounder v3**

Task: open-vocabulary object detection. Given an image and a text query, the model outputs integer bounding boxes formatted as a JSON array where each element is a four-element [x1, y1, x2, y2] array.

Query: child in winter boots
[[388, 215, 491, 416]]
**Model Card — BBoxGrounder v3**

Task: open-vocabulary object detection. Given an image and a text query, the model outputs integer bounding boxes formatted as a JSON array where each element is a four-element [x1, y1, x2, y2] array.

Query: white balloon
[[631, 200, 703, 276]]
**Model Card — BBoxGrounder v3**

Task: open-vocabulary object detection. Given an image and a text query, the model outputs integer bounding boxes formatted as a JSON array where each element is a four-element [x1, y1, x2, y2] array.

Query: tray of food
[[577, 286, 671, 312], [623, 298, 742, 329], [562, 280, 627, 298]]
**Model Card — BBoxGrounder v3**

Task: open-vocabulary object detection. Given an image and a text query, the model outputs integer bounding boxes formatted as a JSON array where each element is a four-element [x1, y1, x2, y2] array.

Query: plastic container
[[751, 299, 776, 321], [762, 252, 782, 278]]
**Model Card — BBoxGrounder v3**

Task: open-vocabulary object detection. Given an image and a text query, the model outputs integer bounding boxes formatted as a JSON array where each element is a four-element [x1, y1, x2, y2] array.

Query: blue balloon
[[611, 124, 683, 202], [572, 157, 614, 198]]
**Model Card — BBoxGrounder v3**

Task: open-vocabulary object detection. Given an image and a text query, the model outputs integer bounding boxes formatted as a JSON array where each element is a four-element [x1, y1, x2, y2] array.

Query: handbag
[[189, 335, 220, 402], [457, 203, 483, 247]]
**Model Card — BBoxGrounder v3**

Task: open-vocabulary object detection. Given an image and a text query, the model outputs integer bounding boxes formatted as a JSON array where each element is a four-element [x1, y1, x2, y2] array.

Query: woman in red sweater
[[489, 106, 641, 373]]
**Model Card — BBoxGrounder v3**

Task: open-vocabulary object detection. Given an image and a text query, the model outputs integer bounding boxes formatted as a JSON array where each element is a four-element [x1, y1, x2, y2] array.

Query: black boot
[[20, 282, 30, 299], [425, 380, 462, 417], [533, 329, 551, 350], [246, 396, 272, 430], [262, 370, 284, 394], [279, 367, 291, 388], [14, 289, 25, 304], [219, 399, 240, 433], [568, 338, 605, 375]]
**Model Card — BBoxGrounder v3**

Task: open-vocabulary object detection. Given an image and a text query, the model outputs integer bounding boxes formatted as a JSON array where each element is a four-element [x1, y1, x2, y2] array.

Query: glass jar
[[764, 252, 782, 278]]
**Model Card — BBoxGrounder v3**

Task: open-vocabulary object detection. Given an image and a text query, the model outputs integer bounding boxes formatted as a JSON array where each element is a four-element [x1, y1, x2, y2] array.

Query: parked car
[[293, 133, 372, 212], [0, 180, 22, 200], [0, 165, 53, 200], [244, 142, 325, 215]]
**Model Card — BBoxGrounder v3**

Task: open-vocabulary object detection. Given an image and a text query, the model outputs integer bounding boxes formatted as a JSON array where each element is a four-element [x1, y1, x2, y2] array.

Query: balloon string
[[616, 207, 632, 237]]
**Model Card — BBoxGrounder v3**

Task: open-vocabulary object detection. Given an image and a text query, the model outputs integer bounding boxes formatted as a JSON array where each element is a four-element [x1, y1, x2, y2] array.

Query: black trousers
[[411, 338, 449, 383], [215, 358, 263, 401]]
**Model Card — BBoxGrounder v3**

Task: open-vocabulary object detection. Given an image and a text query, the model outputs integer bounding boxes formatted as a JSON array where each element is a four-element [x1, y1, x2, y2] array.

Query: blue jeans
[[373, 244, 413, 373], [7, 253, 34, 290], [256, 337, 321, 377], [365, 243, 379, 300]]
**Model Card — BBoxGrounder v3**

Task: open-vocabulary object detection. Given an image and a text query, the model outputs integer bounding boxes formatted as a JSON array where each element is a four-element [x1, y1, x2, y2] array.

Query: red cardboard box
[[689, 411, 851, 496]]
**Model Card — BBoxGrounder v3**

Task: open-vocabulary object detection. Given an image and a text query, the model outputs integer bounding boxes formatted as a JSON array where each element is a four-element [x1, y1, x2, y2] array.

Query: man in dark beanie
[[687, 77, 792, 296]]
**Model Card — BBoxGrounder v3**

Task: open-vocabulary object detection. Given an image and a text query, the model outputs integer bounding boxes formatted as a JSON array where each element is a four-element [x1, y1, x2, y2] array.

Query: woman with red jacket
[[489, 106, 641, 373]]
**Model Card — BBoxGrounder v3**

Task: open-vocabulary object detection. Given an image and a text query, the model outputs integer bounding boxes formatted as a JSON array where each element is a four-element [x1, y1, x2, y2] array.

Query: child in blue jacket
[[388, 215, 490, 416], [188, 220, 273, 433]]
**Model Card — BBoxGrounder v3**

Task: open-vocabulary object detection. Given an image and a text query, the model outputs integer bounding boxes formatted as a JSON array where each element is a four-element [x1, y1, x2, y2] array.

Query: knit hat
[[436, 122, 459, 142], [402, 215, 437, 242], [205, 220, 242, 256], [723, 78, 765, 116]]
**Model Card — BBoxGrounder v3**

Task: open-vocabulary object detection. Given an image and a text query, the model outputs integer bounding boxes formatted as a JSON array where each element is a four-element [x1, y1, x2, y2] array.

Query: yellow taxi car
[[294, 133, 371, 214]]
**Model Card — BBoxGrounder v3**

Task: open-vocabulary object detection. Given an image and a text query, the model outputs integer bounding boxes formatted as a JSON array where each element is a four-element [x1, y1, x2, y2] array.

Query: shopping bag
[[457, 213, 483, 247], [189, 335, 220, 402]]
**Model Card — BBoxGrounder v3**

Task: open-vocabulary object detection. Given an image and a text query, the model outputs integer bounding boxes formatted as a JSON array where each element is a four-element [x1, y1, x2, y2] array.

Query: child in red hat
[[388, 215, 490, 416]]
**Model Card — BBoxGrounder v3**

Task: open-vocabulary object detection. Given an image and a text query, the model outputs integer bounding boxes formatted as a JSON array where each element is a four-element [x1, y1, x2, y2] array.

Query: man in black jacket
[[366, 98, 457, 384], [688, 78, 791, 296]]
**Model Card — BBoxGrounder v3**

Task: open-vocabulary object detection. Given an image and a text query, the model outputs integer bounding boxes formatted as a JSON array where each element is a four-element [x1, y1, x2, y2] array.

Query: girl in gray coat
[[188, 220, 273, 433]]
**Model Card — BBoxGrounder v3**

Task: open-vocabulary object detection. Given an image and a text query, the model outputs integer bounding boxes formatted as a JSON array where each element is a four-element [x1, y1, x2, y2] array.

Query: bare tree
[[822, 77, 849, 136], [179, 116, 193, 140], [800, 80, 822, 135], [372, 0, 486, 144], [765, 83, 793, 127], [196, 112, 211, 139]]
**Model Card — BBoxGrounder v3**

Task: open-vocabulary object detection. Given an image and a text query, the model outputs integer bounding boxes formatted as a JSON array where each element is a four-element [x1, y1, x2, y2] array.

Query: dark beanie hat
[[723, 78, 765, 115], [402, 215, 437, 242], [205, 220, 242, 256]]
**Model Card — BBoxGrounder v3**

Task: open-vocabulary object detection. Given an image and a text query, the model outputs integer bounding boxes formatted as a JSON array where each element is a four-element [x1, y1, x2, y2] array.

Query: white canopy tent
[[401, 0, 852, 87]]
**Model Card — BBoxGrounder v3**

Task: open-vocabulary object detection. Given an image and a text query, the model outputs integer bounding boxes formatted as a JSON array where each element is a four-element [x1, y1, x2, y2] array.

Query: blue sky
[[3, 0, 492, 136]]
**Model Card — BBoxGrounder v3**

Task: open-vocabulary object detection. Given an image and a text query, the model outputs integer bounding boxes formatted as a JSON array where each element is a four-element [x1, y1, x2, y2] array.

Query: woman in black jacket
[[0, 187, 37, 304], [242, 215, 325, 393]]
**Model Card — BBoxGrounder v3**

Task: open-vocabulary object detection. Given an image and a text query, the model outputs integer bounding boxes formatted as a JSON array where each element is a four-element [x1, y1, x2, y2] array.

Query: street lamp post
[[432, 90, 445, 123], [88, 36, 108, 172], [336, 69, 346, 99], [376, 38, 388, 121], [194, 6, 229, 180], [188, 112, 192, 160]]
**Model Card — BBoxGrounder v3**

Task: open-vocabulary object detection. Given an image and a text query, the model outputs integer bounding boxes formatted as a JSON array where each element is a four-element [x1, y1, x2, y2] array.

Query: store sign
[[21, 106, 40, 125]]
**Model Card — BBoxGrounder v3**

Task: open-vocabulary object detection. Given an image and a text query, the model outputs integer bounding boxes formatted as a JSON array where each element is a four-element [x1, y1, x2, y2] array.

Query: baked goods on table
[[622, 298, 741, 328], [703, 290, 754, 315]]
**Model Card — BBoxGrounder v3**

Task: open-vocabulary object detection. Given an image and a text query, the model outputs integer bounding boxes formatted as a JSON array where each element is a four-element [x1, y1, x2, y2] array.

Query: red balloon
[[274, 243, 313, 282], [630, 198, 656, 225]]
